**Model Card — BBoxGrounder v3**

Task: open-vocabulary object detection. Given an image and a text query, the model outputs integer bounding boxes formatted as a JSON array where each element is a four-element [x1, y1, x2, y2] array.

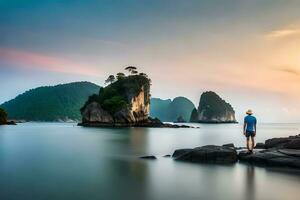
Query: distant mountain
[[150, 98, 172, 121], [190, 91, 236, 123], [1, 82, 100, 121], [150, 97, 196, 122]]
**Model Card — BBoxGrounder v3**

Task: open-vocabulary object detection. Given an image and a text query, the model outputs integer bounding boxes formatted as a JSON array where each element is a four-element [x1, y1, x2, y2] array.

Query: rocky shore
[[78, 117, 193, 128], [141, 134, 300, 169], [0, 120, 17, 125]]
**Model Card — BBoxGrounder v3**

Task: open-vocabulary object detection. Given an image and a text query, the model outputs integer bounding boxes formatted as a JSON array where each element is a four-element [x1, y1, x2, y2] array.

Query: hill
[[1, 82, 100, 121], [80, 68, 152, 125], [190, 91, 236, 123], [150, 97, 196, 122]]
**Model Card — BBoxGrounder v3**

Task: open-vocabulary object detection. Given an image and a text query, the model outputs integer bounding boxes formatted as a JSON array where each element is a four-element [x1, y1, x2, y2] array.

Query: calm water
[[0, 123, 300, 200]]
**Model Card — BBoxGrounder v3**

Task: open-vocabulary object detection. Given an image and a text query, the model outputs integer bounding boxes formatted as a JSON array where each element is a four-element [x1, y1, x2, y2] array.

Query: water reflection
[[1, 123, 300, 200], [245, 165, 256, 200]]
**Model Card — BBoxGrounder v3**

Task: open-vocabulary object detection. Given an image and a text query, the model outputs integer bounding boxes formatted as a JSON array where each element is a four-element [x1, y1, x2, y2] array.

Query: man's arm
[[243, 121, 246, 135], [254, 119, 257, 136]]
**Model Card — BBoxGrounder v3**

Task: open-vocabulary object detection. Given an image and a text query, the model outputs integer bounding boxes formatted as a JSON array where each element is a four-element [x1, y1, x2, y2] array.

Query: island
[[150, 97, 195, 122], [141, 134, 300, 168], [190, 91, 237, 123], [0, 82, 100, 122], [0, 108, 16, 125], [79, 67, 191, 128]]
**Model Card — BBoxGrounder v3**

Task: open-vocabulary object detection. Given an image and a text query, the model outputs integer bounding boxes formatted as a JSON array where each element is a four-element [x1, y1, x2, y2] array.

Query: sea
[[0, 122, 300, 200]]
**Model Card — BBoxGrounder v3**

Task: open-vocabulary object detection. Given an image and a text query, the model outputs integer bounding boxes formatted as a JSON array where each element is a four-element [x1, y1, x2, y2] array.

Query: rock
[[81, 102, 114, 123], [265, 135, 300, 149], [6, 121, 17, 125], [163, 155, 171, 157], [191, 91, 237, 123], [255, 143, 266, 149], [172, 149, 193, 158], [222, 143, 235, 148], [114, 108, 136, 123], [238, 149, 300, 168], [139, 155, 157, 160], [174, 116, 186, 123], [284, 139, 300, 149], [173, 145, 238, 164]]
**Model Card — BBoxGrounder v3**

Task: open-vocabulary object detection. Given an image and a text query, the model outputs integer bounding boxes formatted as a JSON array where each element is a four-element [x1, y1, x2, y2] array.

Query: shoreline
[[140, 134, 300, 169], [78, 122, 194, 128]]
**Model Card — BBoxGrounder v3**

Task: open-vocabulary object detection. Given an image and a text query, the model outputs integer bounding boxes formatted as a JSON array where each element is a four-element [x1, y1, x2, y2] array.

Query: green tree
[[105, 75, 116, 85], [125, 66, 138, 75], [116, 72, 125, 80], [0, 108, 8, 124]]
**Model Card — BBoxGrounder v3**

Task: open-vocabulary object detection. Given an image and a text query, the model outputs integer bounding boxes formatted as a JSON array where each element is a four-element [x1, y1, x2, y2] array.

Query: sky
[[1, 0, 300, 123]]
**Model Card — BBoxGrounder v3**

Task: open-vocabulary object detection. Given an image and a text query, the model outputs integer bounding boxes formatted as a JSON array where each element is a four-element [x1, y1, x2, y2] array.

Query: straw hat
[[246, 109, 253, 115]]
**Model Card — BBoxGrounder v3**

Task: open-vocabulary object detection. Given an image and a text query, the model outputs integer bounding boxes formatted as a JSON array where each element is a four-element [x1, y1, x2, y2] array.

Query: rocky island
[[141, 134, 300, 169], [79, 67, 191, 128], [190, 91, 237, 123], [150, 97, 195, 122], [170, 134, 300, 168], [0, 108, 16, 125], [0, 82, 100, 122]]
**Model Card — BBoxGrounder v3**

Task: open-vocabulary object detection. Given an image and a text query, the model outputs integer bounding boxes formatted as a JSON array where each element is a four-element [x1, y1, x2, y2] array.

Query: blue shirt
[[244, 115, 257, 132]]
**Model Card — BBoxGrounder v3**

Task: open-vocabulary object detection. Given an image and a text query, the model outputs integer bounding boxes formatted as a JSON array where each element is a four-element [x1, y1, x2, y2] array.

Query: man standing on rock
[[243, 109, 257, 153]]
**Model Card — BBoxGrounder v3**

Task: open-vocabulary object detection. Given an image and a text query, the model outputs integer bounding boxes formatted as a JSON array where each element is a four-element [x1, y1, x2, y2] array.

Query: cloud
[[265, 26, 300, 39], [275, 67, 300, 76], [0, 48, 102, 76]]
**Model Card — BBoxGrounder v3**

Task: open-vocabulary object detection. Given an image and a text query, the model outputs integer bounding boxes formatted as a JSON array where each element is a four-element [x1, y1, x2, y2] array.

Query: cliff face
[[190, 91, 236, 123], [81, 75, 151, 125]]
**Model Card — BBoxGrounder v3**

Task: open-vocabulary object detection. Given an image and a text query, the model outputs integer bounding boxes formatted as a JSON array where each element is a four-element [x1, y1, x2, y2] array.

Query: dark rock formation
[[169, 134, 300, 168], [222, 143, 235, 148], [238, 134, 300, 168], [0, 108, 15, 125], [265, 134, 300, 149], [190, 91, 236, 123], [0, 108, 8, 125], [139, 155, 157, 160], [238, 149, 300, 168], [81, 102, 114, 123], [255, 143, 266, 149], [172, 148, 193, 158], [173, 145, 238, 164]]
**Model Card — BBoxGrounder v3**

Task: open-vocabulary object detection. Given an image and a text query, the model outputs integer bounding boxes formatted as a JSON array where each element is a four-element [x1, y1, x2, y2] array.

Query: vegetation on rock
[[190, 91, 236, 123], [0, 108, 7, 124], [198, 91, 234, 119], [81, 67, 151, 115], [189, 108, 198, 122], [1, 82, 100, 121], [150, 97, 195, 122]]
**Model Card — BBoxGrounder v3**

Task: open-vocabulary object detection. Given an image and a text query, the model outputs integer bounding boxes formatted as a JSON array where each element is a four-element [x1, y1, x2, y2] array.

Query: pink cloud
[[0, 48, 102, 76]]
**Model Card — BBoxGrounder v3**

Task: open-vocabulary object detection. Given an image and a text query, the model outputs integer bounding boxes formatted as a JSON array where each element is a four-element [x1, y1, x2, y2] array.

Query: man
[[243, 109, 257, 153]]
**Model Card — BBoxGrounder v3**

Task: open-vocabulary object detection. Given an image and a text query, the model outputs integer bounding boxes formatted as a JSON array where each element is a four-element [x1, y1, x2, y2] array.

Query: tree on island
[[116, 72, 125, 80], [139, 72, 148, 77], [0, 108, 7, 124], [125, 66, 138, 75], [105, 75, 116, 85], [131, 70, 138, 75]]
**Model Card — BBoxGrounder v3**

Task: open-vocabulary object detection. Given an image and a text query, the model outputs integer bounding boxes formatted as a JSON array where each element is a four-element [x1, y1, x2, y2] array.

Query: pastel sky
[[1, 0, 300, 122]]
